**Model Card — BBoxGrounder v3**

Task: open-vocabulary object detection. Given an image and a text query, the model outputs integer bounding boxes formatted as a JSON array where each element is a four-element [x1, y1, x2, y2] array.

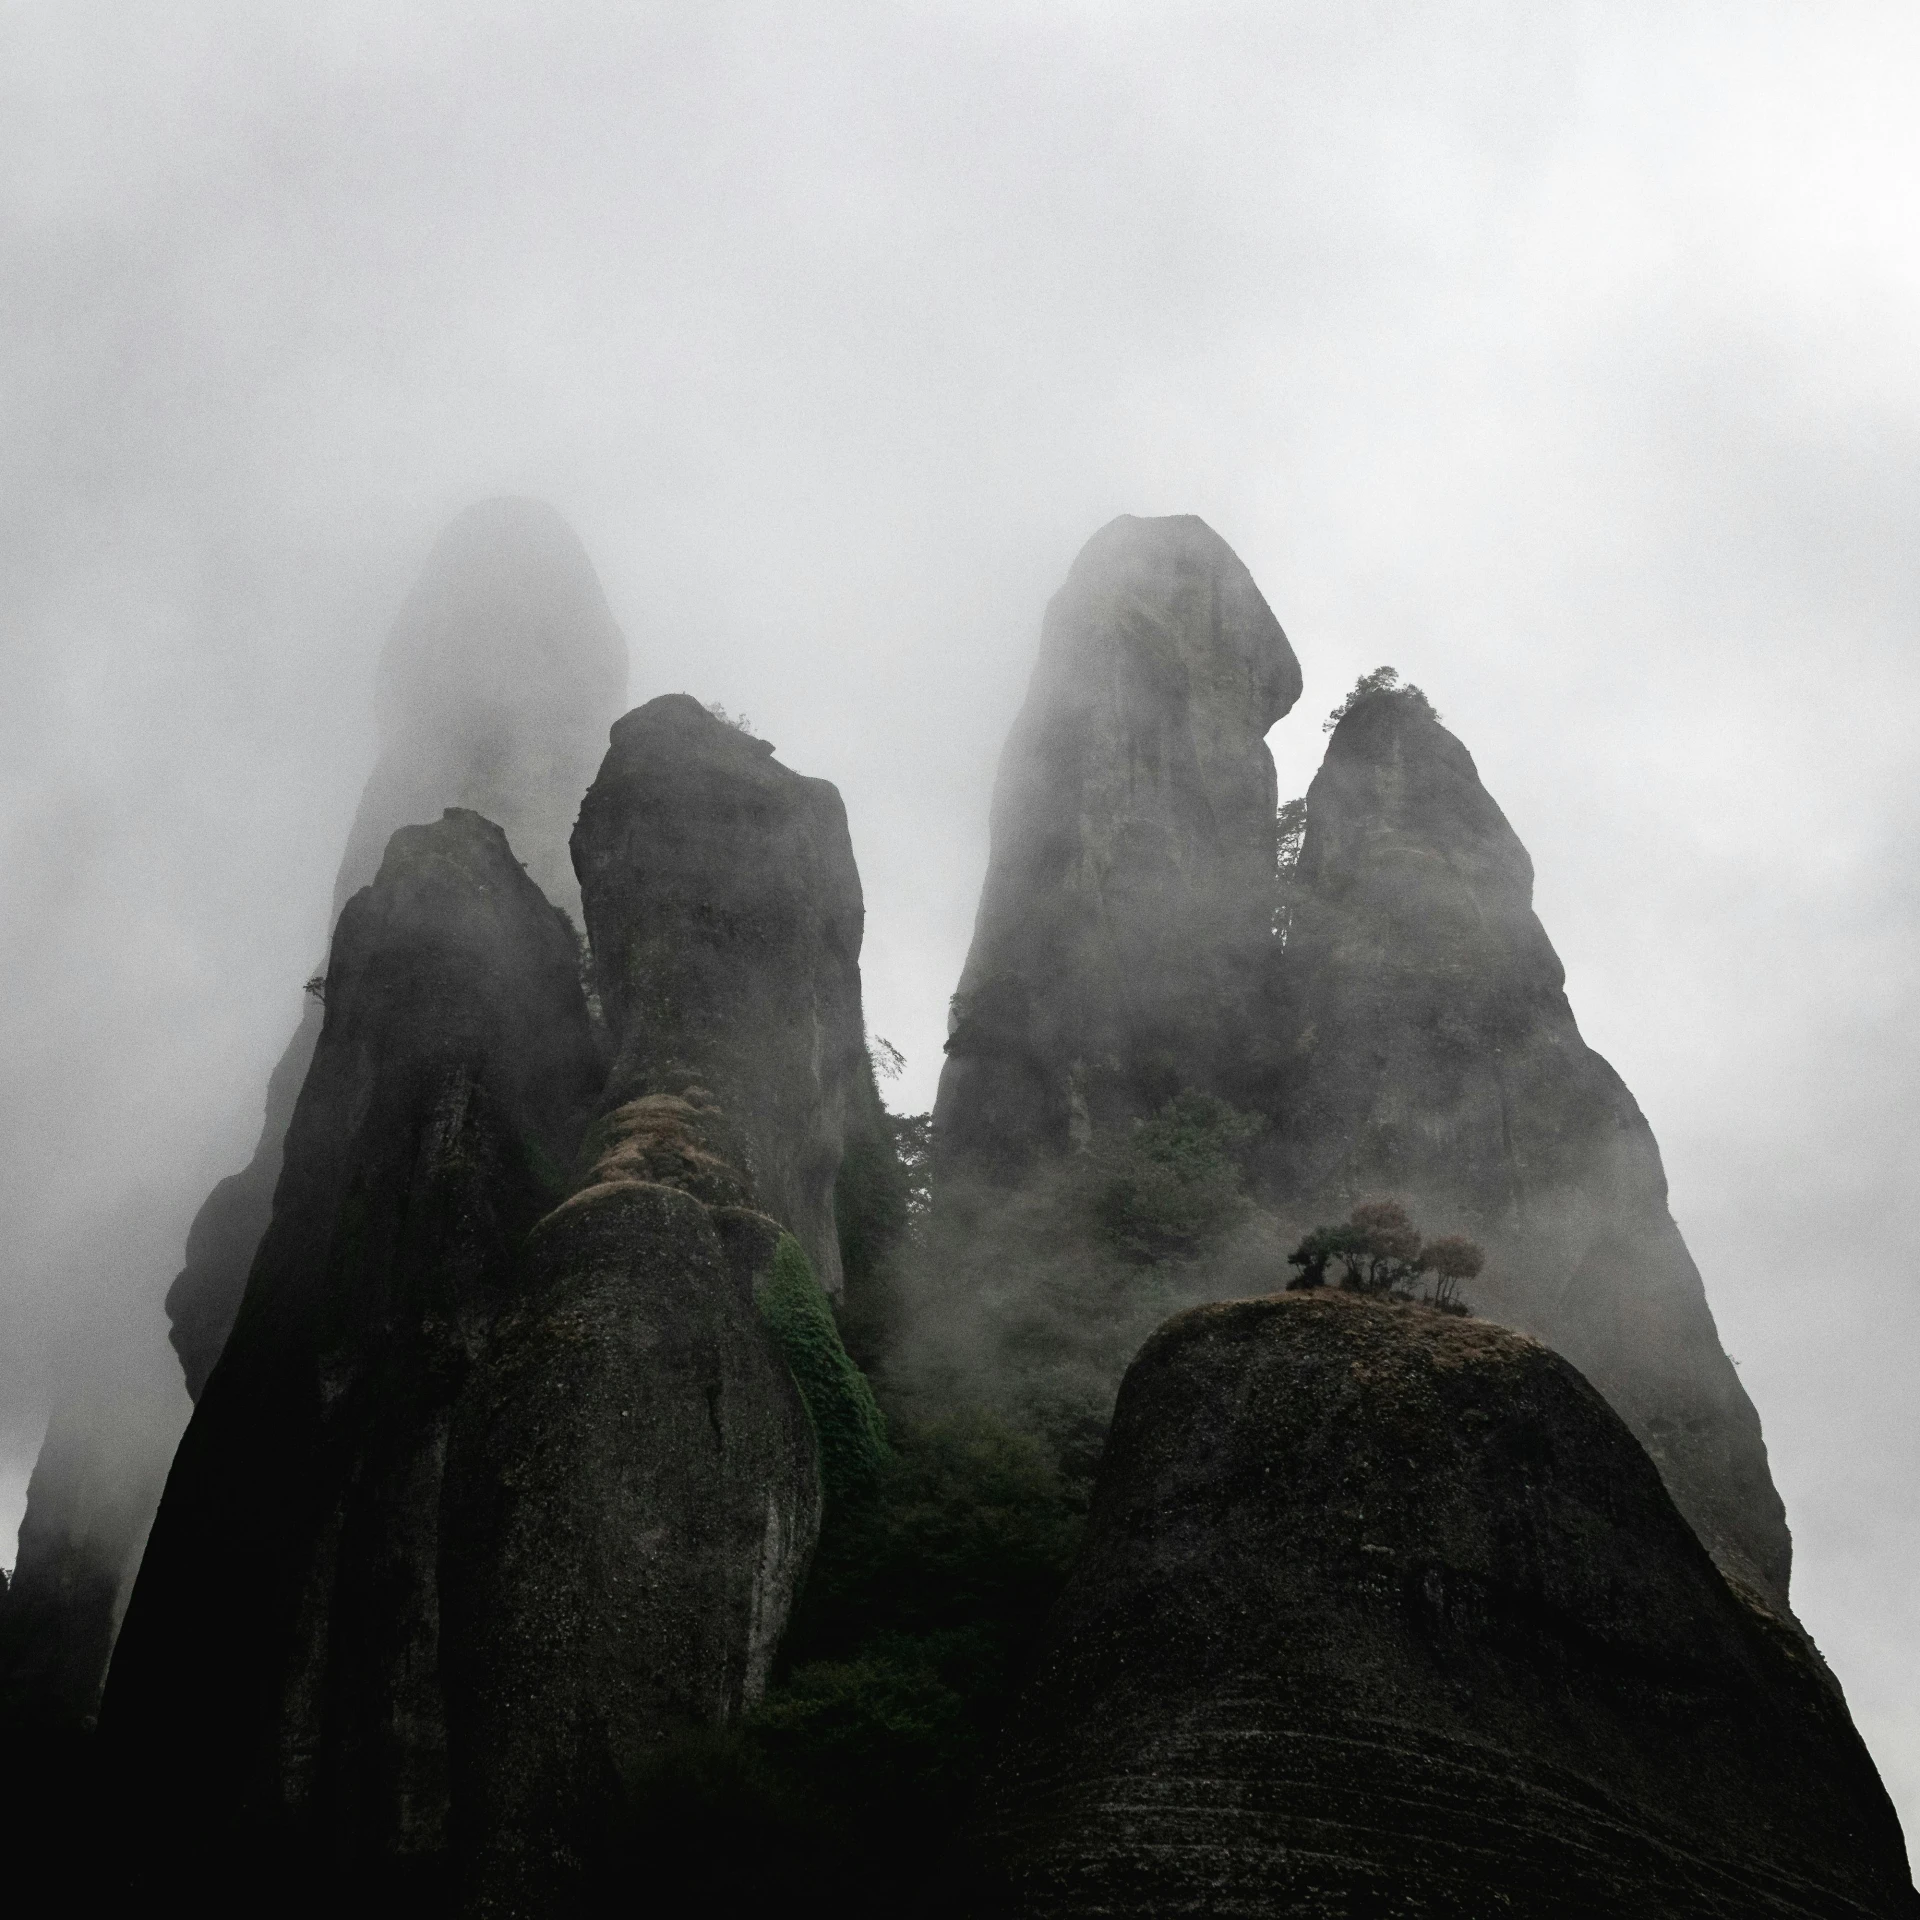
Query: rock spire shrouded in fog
[[980, 1293, 1916, 1918], [167, 496, 628, 1398], [1, 498, 630, 1764], [1262, 686, 1791, 1608], [935, 514, 1302, 1174], [573, 693, 868, 1296], [104, 811, 605, 1892]]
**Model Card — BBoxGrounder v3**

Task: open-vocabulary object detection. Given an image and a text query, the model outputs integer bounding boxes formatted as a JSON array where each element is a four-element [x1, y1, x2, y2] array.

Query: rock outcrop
[[103, 811, 603, 1897], [440, 1089, 819, 1918], [573, 694, 867, 1296], [166, 494, 628, 1400], [1260, 687, 1790, 1608], [979, 1292, 1916, 1919], [934, 515, 1301, 1174]]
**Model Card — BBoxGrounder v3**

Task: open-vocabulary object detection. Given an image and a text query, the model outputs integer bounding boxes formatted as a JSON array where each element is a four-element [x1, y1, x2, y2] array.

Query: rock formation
[[441, 1090, 819, 1918], [167, 493, 628, 1399], [102, 811, 604, 1896], [1260, 686, 1790, 1608], [573, 694, 867, 1296], [934, 515, 1301, 1174], [979, 1292, 1916, 1919], [1, 499, 631, 1783]]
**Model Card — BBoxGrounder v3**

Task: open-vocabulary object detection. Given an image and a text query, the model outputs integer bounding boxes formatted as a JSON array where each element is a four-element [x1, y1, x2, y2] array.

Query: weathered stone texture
[[935, 514, 1301, 1173], [441, 1092, 819, 1917], [1261, 689, 1790, 1607], [980, 1292, 1916, 1919], [573, 693, 866, 1296], [103, 810, 602, 1894]]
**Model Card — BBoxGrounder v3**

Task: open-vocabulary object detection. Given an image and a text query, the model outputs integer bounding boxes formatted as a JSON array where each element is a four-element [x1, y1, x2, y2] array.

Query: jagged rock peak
[[980, 1291, 1916, 1919], [1262, 688, 1793, 1610], [572, 692, 866, 1296], [104, 807, 603, 1897], [935, 513, 1300, 1176], [335, 496, 628, 920]]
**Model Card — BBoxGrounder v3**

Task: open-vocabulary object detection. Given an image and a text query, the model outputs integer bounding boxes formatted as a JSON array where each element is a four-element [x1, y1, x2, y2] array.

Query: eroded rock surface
[[935, 515, 1301, 1174], [166, 495, 627, 1402], [103, 810, 602, 1897], [573, 693, 866, 1295], [1261, 688, 1790, 1606], [980, 1292, 1915, 1919], [441, 1087, 819, 1918]]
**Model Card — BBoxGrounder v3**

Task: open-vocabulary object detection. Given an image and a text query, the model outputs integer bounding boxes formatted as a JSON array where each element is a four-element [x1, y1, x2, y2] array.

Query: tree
[[1421, 1234, 1484, 1315], [1286, 1199, 1483, 1314], [1322, 665, 1438, 733]]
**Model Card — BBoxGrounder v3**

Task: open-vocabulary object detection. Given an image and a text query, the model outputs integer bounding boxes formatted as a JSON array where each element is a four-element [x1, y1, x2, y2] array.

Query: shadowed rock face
[[165, 496, 628, 1403], [979, 1293, 1916, 1920], [102, 810, 602, 1896], [935, 515, 1301, 1175], [1260, 689, 1791, 1608], [573, 693, 866, 1296], [441, 1089, 819, 1919]]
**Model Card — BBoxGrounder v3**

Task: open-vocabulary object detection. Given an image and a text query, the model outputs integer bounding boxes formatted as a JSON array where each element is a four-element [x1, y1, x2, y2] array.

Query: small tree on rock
[[1287, 1199, 1483, 1315]]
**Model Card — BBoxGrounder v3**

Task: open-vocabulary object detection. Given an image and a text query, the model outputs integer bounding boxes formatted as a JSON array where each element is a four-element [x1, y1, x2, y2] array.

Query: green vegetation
[[609, 1407, 1083, 1913], [1323, 664, 1438, 733], [1286, 1198, 1483, 1315], [1086, 1090, 1263, 1265], [758, 1233, 891, 1502]]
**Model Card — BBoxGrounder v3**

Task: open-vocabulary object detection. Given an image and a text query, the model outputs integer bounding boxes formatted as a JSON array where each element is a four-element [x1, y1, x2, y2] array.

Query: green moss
[[759, 1234, 890, 1502]]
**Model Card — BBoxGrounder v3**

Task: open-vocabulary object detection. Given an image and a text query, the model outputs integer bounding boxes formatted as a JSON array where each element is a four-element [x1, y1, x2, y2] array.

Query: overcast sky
[[4, 0, 1917, 1834]]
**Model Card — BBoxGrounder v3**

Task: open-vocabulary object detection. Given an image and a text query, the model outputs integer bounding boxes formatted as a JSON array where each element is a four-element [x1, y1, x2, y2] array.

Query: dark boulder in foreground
[[103, 810, 602, 1897], [935, 515, 1301, 1175], [573, 694, 866, 1295], [979, 1292, 1915, 1919], [1262, 686, 1790, 1609], [442, 1089, 819, 1918]]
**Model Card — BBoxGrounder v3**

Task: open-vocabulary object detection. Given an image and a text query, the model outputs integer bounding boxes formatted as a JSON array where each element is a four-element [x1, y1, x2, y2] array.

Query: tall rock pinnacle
[[1262, 686, 1792, 1607], [103, 811, 606, 1894], [167, 496, 628, 1399], [572, 694, 867, 1296], [2, 499, 629, 1768], [935, 515, 1301, 1174]]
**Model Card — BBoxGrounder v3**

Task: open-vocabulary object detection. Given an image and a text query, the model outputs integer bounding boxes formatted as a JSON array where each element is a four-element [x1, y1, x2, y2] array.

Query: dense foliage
[[758, 1233, 891, 1501], [1323, 664, 1438, 732]]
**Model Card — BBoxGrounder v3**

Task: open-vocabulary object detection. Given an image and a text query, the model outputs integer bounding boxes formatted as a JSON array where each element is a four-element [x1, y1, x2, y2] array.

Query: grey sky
[[4, 0, 1917, 1831]]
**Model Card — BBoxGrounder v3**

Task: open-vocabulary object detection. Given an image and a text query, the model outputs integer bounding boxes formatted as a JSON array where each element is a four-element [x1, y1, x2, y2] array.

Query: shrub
[[759, 1234, 891, 1503]]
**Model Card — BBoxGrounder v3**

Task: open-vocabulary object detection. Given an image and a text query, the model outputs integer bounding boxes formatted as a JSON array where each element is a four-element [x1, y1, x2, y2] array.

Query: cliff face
[[103, 811, 603, 1892], [934, 515, 1301, 1174], [573, 694, 866, 1296], [166, 495, 628, 1401], [1261, 690, 1790, 1607], [980, 1292, 1915, 1919], [441, 1090, 819, 1919]]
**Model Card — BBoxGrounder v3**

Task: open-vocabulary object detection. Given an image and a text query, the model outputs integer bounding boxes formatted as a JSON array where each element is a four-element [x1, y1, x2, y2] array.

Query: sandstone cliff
[[1260, 686, 1790, 1607], [573, 693, 867, 1296], [935, 515, 1301, 1173], [980, 1292, 1915, 1918], [102, 811, 604, 1897], [441, 1090, 819, 1918]]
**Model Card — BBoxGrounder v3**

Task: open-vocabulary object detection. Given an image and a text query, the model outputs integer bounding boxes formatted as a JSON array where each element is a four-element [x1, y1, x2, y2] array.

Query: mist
[[4, 0, 1918, 1830]]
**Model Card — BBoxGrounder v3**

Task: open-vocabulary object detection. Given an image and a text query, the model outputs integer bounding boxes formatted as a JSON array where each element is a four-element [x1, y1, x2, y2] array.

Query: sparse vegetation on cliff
[[1286, 1198, 1482, 1314]]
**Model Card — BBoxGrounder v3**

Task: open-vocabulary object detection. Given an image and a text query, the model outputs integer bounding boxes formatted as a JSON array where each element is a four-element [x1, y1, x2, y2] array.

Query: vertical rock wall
[[934, 515, 1301, 1174], [1261, 689, 1791, 1607], [103, 811, 604, 1895], [573, 693, 867, 1296]]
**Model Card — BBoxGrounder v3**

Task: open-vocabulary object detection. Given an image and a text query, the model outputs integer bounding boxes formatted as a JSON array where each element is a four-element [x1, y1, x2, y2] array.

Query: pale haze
[[4, 0, 1918, 1831]]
